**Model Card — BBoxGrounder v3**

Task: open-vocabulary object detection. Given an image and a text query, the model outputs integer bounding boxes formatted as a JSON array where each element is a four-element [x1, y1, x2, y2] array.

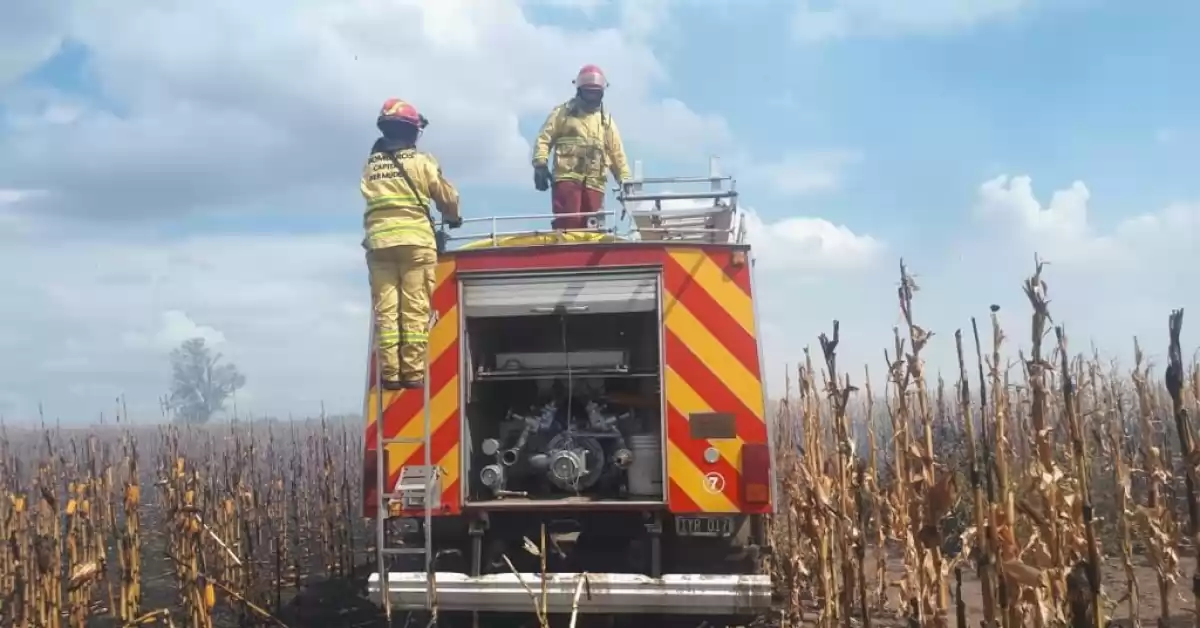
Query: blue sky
[[1, 0, 1197, 421]]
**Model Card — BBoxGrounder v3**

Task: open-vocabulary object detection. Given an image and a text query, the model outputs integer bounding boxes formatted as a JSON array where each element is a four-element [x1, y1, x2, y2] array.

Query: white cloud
[[969, 174, 1200, 272], [0, 189, 45, 205], [0, 187, 886, 421], [616, 0, 673, 38], [756, 150, 861, 197], [0, 3, 68, 88], [0, 0, 731, 223], [3, 0, 1194, 423], [758, 172, 1200, 401], [121, 310, 228, 353], [0, 219, 884, 422], [0, 0, 758, 422], [952, 175, 1200, 369], [0, 229, 367, 421], [0, 189, 46, 234], [633, 99, 732, 162], [973, 174, 1121, 264], [41, 104, 83, 125], [745, 210, 883, 272], [2, 172, 1197, 422], [532, 0, 608, 11], [620, 180, 882, 274], [792, 0, 1031, 43]]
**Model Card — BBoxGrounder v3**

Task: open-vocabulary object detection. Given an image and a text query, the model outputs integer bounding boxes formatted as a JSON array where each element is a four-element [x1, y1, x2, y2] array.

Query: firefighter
[[532, 64, 632, 231], [361, 98, 462, 390]]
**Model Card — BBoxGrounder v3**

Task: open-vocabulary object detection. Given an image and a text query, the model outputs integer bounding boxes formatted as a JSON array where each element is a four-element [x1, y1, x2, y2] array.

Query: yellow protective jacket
[[532, 99, 632, 192], [360, 143, 461, 250]]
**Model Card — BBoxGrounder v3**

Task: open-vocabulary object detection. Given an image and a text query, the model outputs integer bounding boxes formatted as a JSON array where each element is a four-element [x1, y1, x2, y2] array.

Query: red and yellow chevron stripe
[[362, 257, 462, 519], [661, 248, 768, 514], [361, 243, 770, 518]]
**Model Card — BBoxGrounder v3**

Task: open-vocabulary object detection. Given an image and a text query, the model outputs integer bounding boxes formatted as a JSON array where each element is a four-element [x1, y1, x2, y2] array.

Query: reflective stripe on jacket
[[360, 147, 461, 250], [532, 99, 631, 192]]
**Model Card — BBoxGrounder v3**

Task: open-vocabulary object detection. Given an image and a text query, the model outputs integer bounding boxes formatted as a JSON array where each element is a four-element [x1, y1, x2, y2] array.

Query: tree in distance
[[168, 337, 246, 424]]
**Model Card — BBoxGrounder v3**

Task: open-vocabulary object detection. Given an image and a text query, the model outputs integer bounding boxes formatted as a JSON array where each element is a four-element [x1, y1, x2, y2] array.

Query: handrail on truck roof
[[437, 156, 747, 250]]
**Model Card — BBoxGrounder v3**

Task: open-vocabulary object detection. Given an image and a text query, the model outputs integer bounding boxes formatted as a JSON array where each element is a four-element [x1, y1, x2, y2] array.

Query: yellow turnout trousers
[[368, 244, 437, 383]]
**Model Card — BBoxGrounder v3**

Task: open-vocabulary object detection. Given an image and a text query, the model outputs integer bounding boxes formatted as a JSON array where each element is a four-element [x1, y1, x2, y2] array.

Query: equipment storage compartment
[[461, 269, 666, 507]]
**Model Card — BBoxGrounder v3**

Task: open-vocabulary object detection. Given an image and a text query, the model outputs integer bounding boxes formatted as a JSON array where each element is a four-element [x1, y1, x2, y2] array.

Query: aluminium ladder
[[620, 156, 745, 244], [373, 310, 439, 621]]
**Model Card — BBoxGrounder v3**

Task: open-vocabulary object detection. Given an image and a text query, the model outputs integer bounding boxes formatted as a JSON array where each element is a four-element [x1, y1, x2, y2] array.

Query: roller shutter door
[[461, 271, 659, 317]]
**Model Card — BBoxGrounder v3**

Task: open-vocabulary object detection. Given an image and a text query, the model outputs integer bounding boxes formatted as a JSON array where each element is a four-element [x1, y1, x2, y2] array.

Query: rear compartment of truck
[[365, 164, 775, 619], [368, 257, 774, 616], [458, 268, 666, 509]]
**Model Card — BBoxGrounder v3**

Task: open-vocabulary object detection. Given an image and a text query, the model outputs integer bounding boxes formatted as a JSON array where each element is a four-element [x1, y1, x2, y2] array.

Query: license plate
[[674, 516, 733, 537]]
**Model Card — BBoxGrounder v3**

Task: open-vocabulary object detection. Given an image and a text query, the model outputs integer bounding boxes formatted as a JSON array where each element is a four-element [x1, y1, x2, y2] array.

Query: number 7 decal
[[703, 472, 725, 494]]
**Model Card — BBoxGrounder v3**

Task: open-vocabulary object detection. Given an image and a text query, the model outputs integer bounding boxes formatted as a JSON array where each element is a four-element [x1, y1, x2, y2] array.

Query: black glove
[[533, 164, 552, 192], [444, 215, 463, 229]]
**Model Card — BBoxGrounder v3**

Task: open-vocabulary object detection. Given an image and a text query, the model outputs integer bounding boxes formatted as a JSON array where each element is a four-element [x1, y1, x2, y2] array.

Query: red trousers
[[551, 180, 604, 230]]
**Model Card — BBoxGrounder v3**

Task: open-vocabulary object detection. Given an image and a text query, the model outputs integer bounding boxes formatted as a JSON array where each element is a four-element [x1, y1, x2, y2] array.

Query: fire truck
[[362, 159, 776, 622]]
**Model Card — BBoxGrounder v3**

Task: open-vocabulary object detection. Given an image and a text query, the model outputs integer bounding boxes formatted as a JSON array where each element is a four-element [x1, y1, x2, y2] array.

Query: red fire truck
[[362, 160, 776, 622]]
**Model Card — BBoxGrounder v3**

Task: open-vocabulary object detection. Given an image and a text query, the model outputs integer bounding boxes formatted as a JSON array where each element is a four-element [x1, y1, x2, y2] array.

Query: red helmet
[[377, 98, 425, 128], [574, 64, 607, 89]]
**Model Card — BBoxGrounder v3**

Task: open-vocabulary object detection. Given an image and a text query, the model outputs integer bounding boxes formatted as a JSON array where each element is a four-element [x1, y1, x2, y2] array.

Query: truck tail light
[[740, 443, 771, 504]]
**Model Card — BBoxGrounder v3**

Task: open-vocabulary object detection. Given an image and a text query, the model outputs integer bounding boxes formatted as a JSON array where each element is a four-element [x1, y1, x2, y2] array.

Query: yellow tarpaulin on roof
[[459, 231, 623, 250]]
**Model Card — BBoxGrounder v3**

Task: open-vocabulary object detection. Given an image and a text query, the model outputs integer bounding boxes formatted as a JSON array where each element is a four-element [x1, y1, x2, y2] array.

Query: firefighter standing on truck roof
[[361, 98, 462, 391], [532, 64, 632, 231]]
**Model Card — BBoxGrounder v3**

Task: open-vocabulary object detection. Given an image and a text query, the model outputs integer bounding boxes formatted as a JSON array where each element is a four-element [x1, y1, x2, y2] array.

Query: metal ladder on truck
[[620, 156, 746, 244], [373, 311, 438, 622]]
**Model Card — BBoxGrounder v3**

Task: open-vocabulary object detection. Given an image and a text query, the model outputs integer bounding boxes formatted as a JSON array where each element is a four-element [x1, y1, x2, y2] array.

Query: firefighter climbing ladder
[[373, 310, 438, 621]]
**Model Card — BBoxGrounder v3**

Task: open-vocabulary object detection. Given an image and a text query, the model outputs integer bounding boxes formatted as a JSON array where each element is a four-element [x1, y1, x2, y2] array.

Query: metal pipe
[[636, 227, 733, 233], [374, 329, 390, 619], [442, 211, 615, 225], [628, 175, 731, 184], [442, 227, 616, 241], [619, 191, 737, 202], [422, 315, 434, 608]]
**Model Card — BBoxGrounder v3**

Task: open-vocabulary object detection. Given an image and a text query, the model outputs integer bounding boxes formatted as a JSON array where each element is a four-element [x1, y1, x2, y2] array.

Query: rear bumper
[[367, 572, 772, 615]]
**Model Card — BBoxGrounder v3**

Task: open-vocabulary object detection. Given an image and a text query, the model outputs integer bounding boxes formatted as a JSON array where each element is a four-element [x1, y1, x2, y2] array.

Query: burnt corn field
[[4, 259, 1200, 627], [770, 260, 1200, 628], [0, 414, 380, 628]]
